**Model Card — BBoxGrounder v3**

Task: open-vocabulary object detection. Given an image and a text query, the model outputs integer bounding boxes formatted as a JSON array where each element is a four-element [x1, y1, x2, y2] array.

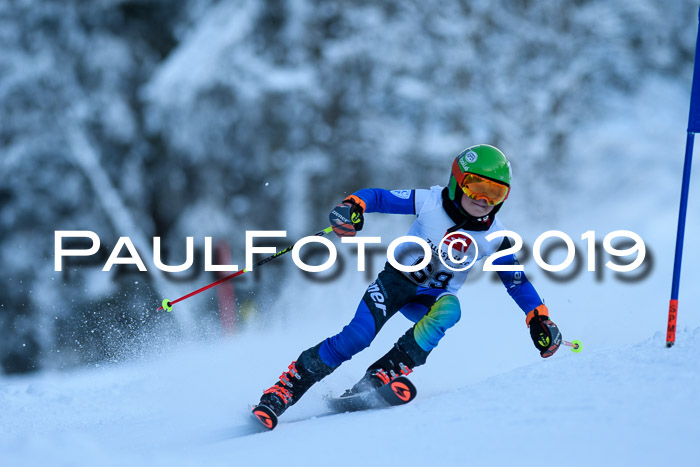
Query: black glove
[[528, 308, 562, 358], [329, 197, 365, 237]]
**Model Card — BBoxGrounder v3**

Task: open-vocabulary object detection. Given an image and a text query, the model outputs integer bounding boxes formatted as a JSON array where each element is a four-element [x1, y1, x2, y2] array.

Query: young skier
[[253, 144, 562, 426]]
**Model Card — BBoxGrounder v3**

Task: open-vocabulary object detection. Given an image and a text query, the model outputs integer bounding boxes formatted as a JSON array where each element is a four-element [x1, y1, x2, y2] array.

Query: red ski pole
[[157, 226, 334, 312]]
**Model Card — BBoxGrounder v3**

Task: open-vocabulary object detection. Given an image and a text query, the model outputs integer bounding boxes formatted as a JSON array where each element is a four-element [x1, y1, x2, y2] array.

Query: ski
[[249, 377, 416, 431], [326, 376, 417, 413], [250, 404, 278, 431]]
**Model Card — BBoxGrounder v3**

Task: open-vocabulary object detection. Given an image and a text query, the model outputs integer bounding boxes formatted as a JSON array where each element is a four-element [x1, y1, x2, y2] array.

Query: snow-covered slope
[[1, 74, 699, 466], [1, 326, 698, 467], [2, 2, 698, 463]]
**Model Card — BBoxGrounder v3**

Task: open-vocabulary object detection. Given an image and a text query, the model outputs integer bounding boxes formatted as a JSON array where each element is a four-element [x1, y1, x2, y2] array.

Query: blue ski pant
[[318, 263, 462, 368]]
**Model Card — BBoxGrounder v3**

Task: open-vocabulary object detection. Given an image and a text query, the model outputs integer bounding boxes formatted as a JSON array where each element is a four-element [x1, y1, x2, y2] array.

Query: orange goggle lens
[[460, 174, 509, 206]]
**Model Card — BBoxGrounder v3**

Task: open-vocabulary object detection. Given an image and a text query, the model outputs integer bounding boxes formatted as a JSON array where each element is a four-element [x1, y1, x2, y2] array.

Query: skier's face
[[461, 195, 495, 217]]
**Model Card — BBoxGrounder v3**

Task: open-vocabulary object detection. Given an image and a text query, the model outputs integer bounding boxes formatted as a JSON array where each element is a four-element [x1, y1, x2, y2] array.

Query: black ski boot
[[255, 343, 335, 419], [344, 328, 431, 396]]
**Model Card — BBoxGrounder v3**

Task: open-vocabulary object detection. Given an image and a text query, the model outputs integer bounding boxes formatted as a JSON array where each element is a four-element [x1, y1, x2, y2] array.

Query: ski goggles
[[460, 173, 510, 206]]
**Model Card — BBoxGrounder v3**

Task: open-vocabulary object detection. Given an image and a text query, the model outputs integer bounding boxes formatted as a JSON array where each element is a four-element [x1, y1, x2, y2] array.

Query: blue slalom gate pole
[[666, 7, 700, 347]]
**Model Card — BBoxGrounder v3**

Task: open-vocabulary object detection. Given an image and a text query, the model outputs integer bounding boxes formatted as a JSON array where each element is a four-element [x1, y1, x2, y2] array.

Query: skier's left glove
[[329, 196, 365, 237], [526, 305, 562, 358]]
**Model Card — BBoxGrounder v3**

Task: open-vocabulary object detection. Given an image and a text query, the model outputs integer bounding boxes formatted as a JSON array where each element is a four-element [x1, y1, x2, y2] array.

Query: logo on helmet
[[458, 150, 478, 173]]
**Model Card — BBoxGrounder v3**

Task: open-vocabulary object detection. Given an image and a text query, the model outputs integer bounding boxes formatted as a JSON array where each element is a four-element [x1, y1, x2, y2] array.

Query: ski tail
[[327, 376, 417, 413], [381, 377, 416, 404], [251, 404, 278, 430]]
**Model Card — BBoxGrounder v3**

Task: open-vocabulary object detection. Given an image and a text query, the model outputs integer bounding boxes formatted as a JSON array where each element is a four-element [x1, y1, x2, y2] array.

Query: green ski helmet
[[448, 144, 512, 206]]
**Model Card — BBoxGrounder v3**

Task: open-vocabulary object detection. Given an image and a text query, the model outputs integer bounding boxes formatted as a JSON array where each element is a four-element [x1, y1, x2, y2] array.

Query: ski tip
[[251, 404, 278, 430]]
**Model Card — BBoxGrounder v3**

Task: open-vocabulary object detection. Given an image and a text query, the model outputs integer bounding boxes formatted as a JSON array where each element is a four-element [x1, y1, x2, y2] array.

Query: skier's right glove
[[526, 305, 562, 358], [329, 196, 365, 237]]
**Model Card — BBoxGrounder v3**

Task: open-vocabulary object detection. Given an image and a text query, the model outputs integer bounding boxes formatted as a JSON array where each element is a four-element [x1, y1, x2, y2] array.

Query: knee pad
[[413, 294, 461, 351]]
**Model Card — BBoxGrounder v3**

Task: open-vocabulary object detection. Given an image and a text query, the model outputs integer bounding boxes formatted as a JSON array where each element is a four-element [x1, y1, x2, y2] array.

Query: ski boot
[[344, 344, 414, 396], [344, 328, 431, 396], [252, 343, 334, 429]]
